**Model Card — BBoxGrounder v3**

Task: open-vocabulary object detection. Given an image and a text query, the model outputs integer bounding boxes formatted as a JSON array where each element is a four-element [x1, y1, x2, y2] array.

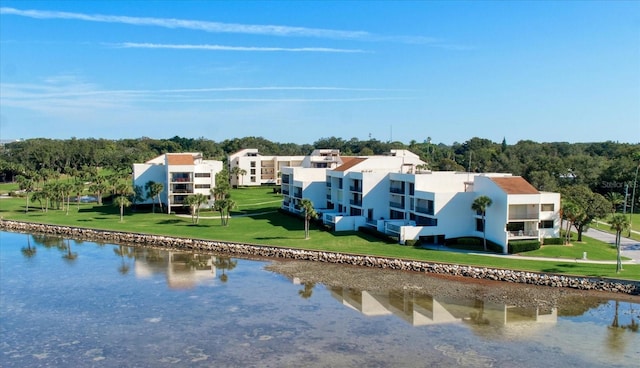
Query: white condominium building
[[133, 153, 224, 213], [281, 150, 560, 253]]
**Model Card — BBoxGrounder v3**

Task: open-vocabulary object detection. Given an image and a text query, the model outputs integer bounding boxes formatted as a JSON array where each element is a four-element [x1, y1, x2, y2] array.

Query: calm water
[[1, 231, 638, 368]]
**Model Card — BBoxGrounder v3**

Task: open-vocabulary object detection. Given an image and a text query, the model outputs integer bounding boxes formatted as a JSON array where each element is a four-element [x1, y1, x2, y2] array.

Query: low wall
[[1, 219, 638, 295]]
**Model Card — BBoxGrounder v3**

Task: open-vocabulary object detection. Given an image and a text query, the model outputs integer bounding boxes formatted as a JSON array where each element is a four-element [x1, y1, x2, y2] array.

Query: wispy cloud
[[115, 42, 366, 53], [0, 7, 370, 40], [0, 78, 418, 116], [0, 7, 471, 48]]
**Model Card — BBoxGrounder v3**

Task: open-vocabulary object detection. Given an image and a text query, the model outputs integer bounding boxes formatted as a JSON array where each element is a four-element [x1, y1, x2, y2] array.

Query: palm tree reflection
[[298, 282, 315, 299], [214, 256, 238, 283], [21, 235, 37, 259]]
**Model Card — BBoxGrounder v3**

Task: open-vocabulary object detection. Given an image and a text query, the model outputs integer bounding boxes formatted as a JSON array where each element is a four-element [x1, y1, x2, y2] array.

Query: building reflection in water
[[328, 286, 557, 335], [130, 248, 218, 289]]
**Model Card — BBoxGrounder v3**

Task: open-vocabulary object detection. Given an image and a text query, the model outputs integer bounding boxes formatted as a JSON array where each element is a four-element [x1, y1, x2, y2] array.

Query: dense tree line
[[1, 135, 638, 205]]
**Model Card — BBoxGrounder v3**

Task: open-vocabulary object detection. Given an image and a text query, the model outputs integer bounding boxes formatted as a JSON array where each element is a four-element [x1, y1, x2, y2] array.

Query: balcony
[[293, 190, 303, 198], [350, 199, 362, 206], [508, 213, 539, 220], [508, 230, 539, 238], [415, 206, 434, 216], [349, 185, 362, 193], [389, 201, 404, 209], [390, 187, 405, 194]]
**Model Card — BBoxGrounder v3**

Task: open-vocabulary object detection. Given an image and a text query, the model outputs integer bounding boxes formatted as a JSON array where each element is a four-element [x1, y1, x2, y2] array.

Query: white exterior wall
[[228, 149, 305, 186], [540, 192, 561, 240], [133, 153, 223, 213], [133, 163, 168, 205], [473, 176, 510, 253]]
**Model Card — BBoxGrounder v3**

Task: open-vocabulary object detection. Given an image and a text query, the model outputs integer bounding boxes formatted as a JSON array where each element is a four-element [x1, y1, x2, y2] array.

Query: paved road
[[582, 226, 640, 263]]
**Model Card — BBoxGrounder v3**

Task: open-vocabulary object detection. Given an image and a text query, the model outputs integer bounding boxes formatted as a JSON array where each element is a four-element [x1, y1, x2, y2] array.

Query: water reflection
[[6, 232, 639, 367], [328, 287, 557, 335]]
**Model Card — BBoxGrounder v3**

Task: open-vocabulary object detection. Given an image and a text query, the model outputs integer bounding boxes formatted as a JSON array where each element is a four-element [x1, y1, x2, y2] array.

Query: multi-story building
[[227, 149, 306, 186], [281, 151, 560, 253], [228, 148, 348, 187], [133, 153, 223, 213]]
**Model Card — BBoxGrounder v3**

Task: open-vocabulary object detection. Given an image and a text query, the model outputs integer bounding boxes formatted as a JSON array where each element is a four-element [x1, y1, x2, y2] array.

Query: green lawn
[[1, 185, 638, 281]]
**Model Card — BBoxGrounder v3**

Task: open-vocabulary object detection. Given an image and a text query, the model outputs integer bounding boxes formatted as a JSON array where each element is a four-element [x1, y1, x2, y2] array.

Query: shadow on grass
[[541, 264, 578, 273], [156, 219, 185, 225]]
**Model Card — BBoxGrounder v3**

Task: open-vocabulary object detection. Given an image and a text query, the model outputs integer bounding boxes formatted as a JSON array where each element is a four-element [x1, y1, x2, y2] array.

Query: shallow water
[[1, 231, 638, 367]]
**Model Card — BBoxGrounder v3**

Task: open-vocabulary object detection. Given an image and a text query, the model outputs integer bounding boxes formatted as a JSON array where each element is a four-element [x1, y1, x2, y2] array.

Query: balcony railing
[[508, 213, 539, 220], [389, 201, 404, 209], [350, 199, 362, 206], [390, 187, 405, 194], [349, 186, 362, 193], [415, 206, 434, 215], [508, 230, 539, 238]]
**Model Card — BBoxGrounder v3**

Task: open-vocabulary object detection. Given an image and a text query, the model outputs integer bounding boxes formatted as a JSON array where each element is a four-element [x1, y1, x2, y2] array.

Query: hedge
[[542, 237, 564, 245], [508, 239, 541, 253]]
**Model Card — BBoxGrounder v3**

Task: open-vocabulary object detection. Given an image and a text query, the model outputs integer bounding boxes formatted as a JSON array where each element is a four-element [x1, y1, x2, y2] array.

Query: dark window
[[476, 218, 484, 232], [194, 173, 211, 178], [194, 184, 210, 189], [540, 220, 554, 229], [541, 203, 554, 212]]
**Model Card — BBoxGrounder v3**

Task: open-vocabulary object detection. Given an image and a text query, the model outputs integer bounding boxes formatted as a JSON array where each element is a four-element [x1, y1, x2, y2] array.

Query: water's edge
[[1, 219, 638, 295]]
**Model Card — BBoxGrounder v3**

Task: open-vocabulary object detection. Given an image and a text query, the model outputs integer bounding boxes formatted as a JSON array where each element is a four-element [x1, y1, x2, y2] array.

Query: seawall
[[1, 219, 638, 295]]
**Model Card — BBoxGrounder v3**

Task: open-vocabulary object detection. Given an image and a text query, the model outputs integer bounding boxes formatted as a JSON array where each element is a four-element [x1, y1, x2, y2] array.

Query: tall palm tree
[[231, 166, 247, 187], [17, 175, 35, 213], [145, 181, 164, 213], [114, 182, 133, 222], [471, 195, 492, 251], [224, 198, 237, 226], [184, 195, 198, 224], [300, 199, 318, 240], [561, 200, 582, 244], [605, 192, 625, 215], [609, 214, 630, 273]]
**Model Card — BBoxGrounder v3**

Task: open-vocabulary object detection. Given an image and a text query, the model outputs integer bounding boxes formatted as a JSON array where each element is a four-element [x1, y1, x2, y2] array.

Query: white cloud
[[115, 42, 366, 53], [0, 7, 370, 39]]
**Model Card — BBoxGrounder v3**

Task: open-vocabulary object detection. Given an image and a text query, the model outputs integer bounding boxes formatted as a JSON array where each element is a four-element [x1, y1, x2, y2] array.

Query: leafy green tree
[[471, 196, 493, 251], [562, 185, 610, 241], [609, 214, 630, 273], [300, 199, 318, 240], [145, 181, 164, 213]]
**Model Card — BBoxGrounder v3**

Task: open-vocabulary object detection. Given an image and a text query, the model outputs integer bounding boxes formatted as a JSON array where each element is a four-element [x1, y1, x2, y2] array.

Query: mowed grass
[[1, 185, 638, 280]]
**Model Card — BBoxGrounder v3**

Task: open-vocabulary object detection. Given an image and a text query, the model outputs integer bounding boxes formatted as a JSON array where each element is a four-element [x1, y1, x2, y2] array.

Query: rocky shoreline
[[1, 219, 639, 296]]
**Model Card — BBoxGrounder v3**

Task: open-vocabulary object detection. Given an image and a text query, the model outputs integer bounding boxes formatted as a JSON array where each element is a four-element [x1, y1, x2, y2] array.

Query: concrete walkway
[[422, 228, 640, 265]]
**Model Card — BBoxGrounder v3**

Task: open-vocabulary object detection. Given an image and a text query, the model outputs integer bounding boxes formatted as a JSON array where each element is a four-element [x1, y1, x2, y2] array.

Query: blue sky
[[1, 1, 638, 145]]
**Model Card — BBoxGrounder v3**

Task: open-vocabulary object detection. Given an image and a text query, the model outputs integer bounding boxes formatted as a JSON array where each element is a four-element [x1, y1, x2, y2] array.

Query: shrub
[[508, 240, 541, 253], [542, 237, 564, 245], [404, 239, 421, 247], [445, 237, 503, 253]]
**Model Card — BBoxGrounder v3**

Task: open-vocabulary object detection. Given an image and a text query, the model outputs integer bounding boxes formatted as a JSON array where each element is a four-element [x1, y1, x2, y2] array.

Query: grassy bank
[[1, 186, 638, 280]]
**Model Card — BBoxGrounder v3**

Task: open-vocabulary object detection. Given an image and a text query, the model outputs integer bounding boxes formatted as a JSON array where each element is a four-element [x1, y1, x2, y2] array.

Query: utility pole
[[629, 162, 639, 237]]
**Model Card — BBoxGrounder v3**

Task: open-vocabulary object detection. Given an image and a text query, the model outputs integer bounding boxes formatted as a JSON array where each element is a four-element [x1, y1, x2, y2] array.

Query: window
[[250, 169, 256, 175], [475, 218, 484, 232], [194, 173, 210, 178], [541, 203, 555, 212], [250, 161, 256, 167], [540, 220, 554, 229], [250, 176, 256, 182], [194, 184, 210, 189]]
